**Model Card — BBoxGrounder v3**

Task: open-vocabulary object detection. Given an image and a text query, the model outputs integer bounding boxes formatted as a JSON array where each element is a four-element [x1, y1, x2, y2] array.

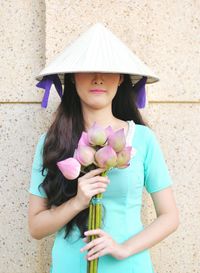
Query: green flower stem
[[95, 194, 101, 273], [93, 198, 99, 273], [88, 202, 93, 236], [93, 248, 97, 273], [99, 199, 102, 228], [87, 202, 93, 273], [96, 195, 100, 228], [90, 202, 95, 272], [87, 170, 107, 273]]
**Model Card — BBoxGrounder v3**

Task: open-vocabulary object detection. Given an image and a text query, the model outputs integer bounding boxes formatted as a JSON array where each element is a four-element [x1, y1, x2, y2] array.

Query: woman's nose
[[92, 73, 104, 84]]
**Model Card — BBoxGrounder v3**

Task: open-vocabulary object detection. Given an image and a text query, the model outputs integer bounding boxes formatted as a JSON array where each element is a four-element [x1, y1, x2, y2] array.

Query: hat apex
[[36, 22, 159, 85]]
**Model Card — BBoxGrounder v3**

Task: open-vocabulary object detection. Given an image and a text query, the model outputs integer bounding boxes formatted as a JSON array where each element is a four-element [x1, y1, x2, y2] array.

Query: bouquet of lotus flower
[[57, 122, 136, 273]]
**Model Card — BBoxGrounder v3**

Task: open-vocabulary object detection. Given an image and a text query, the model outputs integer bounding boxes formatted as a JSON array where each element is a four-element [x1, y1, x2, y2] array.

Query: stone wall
[[1, 1, 199, 272]]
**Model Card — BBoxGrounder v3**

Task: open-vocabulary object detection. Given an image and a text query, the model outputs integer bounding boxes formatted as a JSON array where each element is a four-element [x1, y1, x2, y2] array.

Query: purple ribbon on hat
[[135, 76, 147, 108], [36, 74, 63, 108], [36, 74, 147, 108]]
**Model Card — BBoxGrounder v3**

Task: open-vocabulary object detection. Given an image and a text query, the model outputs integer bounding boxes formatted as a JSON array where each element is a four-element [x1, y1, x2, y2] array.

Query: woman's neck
[[82, 106, 128, 134], [85, 117, 118, 131]]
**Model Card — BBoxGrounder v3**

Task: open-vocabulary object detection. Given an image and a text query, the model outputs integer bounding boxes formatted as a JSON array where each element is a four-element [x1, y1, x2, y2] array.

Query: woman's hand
[[80, 229, 128, 261], [74, 168, 110, 210]]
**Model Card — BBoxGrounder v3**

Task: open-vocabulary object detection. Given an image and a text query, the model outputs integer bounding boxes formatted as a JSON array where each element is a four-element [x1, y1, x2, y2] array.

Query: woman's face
[[73, 72, 124, 110]]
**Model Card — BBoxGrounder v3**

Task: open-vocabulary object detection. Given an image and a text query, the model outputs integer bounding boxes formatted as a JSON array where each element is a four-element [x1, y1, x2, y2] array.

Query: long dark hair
[[39, 73, 148, 239]]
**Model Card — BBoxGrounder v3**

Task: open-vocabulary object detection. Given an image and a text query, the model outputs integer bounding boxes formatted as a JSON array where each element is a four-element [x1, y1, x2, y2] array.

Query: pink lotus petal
[[57, 157, 81, 180], [108, 128, 126, 152], [116, 146, 132, 167], [105, 125, 114, 138], [78, 131, 90, 146], [75, 145, 96, 166], [117, 163, 130, 169], [87, 122, 107, 146], [95, 146, 117, 169]]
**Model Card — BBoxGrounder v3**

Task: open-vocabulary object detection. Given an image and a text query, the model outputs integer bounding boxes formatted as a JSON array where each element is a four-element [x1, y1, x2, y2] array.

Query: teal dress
[[29, 121, 173, 273]]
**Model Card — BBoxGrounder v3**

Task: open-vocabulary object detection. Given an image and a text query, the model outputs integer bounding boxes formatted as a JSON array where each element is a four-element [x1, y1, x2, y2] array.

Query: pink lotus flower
[[108, 128, 126, 152], [57, 158, 81, 180], [78, 131, 90, 146], [95, 146, 117, 169], [74, 145, 96, 166], [105, 125, 114, 138], [87, 122, 107, 146], [116, 146, 133, 168]]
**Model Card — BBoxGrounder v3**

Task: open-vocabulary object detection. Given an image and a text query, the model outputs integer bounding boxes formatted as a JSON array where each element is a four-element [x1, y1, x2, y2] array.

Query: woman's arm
[[28, 194, 83, 240], [78, 187, 179, 261], [28, 168, 109, 240], [121, 187, 180, 258]]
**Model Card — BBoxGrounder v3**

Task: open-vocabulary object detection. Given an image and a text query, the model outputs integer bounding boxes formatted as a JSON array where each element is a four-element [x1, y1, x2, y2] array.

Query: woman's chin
[[90, 103, 109, 110], [82, 99, 111, 110]]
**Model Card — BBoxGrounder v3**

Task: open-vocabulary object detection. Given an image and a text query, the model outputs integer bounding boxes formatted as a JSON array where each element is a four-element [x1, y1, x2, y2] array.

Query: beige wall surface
[[0, 1, 199, 273]]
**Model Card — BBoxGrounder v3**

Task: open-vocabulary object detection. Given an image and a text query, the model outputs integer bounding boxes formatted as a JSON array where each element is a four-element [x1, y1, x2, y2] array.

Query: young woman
[[28, 24, 179, 273]]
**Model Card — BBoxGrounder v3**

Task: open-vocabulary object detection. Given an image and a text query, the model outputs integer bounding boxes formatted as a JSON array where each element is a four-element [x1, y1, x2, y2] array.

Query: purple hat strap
[[36, 74, 147, 108], [134, 76, 147, 108], [36, 74, 63, 108]]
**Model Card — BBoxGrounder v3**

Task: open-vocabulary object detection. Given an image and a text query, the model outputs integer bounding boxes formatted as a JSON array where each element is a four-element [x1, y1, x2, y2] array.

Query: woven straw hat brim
[[36, 23, 159, 85]]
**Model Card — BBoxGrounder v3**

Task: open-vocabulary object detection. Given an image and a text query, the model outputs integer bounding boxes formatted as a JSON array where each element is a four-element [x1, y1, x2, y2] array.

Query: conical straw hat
[[36, 23, 159, 84]]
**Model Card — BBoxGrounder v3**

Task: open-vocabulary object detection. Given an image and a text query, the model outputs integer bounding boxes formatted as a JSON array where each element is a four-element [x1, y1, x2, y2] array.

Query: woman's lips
[[89, 89, 107, 93]]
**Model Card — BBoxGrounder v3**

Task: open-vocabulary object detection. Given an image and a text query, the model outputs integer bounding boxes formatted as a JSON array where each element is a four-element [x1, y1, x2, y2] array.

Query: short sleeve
[[28, 133, 47, 198], [144, 128, 173, 193]]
